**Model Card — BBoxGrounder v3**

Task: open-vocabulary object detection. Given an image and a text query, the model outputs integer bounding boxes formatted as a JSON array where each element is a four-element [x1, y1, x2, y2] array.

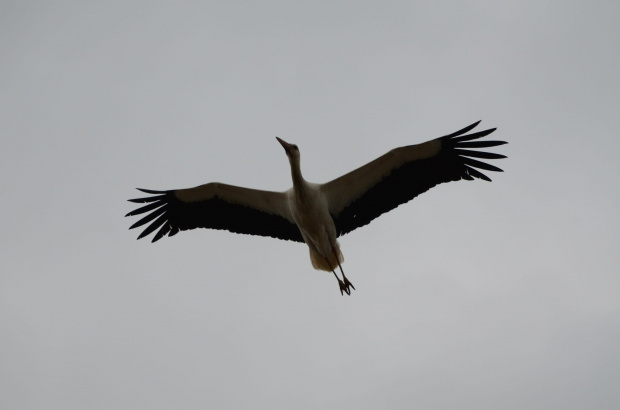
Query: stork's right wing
[[126, 183, 304, 243]]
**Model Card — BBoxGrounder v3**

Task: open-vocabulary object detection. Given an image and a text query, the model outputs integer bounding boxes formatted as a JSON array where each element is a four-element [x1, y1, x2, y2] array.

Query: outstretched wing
[[321, 121, 507, 237], [126, 183, 304, 243]]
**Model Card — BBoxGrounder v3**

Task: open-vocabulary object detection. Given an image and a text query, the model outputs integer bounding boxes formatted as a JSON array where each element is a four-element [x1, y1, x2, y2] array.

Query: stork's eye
[[292, 145, 299, 151]]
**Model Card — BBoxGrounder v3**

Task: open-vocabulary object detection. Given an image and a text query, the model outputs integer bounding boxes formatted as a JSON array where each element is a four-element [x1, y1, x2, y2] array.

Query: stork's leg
[[324, 256, 352, 296], [332, 271, 349, 296], [336, 259, 355, 293], [325, 255, 354, 296]]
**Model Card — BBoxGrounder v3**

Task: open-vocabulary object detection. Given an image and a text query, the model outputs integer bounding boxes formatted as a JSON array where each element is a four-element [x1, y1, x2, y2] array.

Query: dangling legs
[[324, 254, 354, 296], [336, 258, 355, 293], [332, 270, 349, 295]]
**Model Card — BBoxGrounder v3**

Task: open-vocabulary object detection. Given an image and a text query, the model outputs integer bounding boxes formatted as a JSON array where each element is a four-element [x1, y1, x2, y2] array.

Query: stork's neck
[[288, 156, 308, 199]]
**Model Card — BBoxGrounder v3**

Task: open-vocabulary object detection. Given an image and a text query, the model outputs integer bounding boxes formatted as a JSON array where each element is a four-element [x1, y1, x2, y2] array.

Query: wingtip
[[137, 188, 165, 194], [444, 120, 483, 139], [129, 220, 143, 230], [469, 120, 482, 129]]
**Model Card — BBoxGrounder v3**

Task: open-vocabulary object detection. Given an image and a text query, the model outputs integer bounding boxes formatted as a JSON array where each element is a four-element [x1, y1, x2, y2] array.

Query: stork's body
[[287, 182, 342, 271], [127, 121, 507, 295], [278, 137, 351, 292]]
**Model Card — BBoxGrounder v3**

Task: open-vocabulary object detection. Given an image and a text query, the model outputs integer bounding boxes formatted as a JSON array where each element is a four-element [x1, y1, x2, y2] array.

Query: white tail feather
[[309, 247, 344, 271]]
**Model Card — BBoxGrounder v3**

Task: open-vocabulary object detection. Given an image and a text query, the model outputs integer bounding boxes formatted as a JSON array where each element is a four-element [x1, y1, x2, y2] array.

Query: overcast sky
[[2, 1, 619, 409]]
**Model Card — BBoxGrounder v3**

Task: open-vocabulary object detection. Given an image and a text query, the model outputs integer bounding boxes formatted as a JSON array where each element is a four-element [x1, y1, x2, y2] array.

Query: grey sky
[[2, 1, 619, 409]]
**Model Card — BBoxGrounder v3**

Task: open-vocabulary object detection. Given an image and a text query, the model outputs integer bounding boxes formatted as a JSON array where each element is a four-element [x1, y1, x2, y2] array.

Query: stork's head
[[276, 137, 300, 161]]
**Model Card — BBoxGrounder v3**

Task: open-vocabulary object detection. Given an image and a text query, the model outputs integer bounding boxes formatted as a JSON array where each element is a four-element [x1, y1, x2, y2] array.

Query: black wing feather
[[451, 128, 496, 142], [453, 149, 506, 160], [456, 140, 507, 148], [332, 121, 507, 237], [464, 166, 492, 182], [129, 205, 167, 229], [125, 201, 166, 216], [443, 120, 481, 138]]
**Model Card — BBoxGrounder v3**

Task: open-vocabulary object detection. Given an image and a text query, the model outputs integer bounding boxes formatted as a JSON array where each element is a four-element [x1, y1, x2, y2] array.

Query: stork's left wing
[[126, 183, 304, 243], [321, 121, 507, 237]]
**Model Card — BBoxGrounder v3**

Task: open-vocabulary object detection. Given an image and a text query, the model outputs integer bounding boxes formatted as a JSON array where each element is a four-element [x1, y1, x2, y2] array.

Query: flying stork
[[127, 121, 506, 295]]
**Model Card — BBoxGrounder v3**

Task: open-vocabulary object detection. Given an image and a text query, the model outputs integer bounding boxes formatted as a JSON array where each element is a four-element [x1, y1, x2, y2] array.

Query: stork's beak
[[276, 137, 293, 153]]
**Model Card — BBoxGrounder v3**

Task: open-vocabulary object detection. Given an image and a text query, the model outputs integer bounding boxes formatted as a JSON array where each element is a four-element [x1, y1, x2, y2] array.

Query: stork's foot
[[334, 273, 355, 296], [343, 275, 355, 293]]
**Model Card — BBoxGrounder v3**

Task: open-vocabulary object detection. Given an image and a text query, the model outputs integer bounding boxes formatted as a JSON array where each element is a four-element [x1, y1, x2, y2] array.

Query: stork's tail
[[309, 248, 343, 272]]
